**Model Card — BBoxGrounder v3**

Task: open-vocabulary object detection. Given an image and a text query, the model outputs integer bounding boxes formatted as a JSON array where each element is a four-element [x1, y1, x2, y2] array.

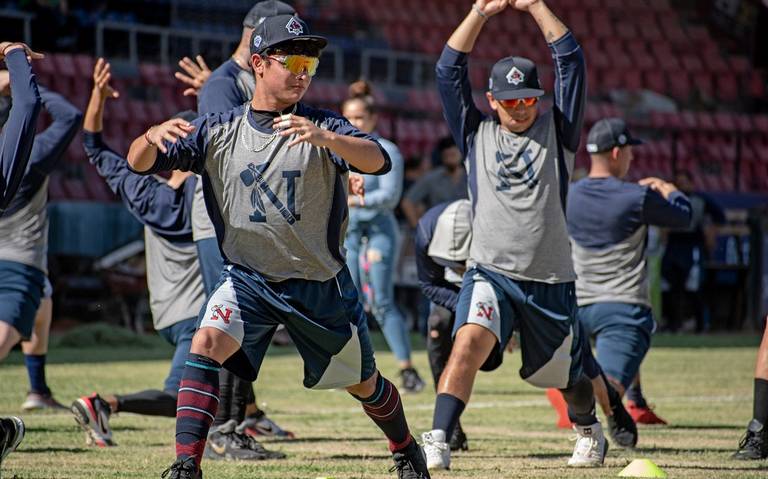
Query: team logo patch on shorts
[[209, 304, 233, 324], [475, 301, 495, 321]]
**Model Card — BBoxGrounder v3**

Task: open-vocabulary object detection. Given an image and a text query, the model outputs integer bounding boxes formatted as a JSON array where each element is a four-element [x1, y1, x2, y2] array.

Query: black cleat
[[390, 437, 431, 479], [399, 368, 425, 394], [161, 457, 202, 479], [204, 420, 286, 461], [607, 402, 638, 448], [732, 419, 768, 460], [0, 416, 25, 469], [449, 422, 468, 451]]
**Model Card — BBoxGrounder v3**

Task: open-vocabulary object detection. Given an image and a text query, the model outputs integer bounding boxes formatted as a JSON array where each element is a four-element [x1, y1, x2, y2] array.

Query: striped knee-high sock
[[175, 354, 221, 468], [353, 374, 412, 452]]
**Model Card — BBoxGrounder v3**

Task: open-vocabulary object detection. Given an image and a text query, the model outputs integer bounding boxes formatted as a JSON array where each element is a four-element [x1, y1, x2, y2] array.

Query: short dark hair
[[436, 136, 456, 154]]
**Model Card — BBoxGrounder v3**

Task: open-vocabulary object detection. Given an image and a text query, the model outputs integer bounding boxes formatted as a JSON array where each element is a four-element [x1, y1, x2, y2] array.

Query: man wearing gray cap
[[421, 0, 606, 470], [567, 117, 691, 408]]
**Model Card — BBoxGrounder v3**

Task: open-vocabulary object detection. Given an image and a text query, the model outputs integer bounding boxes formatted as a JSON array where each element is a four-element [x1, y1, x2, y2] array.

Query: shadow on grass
[[667, 423, 744, 430], [18, 446, 89, 454], [663, 464, 768, 471], [275, 436, 382, 444], [636, 446, 737, 454], [327, 453, 392, 460]]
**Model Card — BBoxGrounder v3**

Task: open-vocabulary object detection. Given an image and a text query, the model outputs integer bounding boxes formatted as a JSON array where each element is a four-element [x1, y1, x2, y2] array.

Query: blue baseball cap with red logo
[[488, 56, 545, 100]]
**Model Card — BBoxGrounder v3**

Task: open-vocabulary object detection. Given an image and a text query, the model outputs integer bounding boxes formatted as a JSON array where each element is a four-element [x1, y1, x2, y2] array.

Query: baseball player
[[420, 0, 607, 469], [177, 0, 297, 445], [127, 14, 430, 479]]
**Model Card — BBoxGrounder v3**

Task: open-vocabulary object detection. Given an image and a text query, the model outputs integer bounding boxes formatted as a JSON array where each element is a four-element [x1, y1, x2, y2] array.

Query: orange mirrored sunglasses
[[497, 97, 538, 108], [268, 54, 320, 77]]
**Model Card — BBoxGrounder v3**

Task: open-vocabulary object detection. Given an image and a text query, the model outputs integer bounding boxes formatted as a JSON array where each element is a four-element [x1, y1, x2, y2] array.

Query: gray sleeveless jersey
[[571, 226, 649, 307], [467, 111, 575, 283], [196, 109, 355, 282], [144, 226, 205, 330], [0, 179, 49, 273], [192, 69, 256, 242]]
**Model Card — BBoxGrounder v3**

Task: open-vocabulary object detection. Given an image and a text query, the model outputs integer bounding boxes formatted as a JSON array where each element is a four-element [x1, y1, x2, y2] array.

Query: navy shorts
[[577, 302, 655, 389], [0, 260, 46, 339], [454, 266, 583, 389], [199, 264, 377, 390]]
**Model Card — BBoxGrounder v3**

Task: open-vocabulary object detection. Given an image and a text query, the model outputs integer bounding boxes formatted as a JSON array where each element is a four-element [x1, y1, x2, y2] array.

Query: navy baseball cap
[[250, 14, 327, 56], [586, 118, 642, 153], [243, 1, 296, 28], [488, 56, 544, 100]]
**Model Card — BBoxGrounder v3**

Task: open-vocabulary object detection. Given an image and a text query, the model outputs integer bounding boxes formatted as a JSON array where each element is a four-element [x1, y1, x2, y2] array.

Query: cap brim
[[492, 88, 545, 100], [628, 138, 643, 146], [267, 35, 328, 52]]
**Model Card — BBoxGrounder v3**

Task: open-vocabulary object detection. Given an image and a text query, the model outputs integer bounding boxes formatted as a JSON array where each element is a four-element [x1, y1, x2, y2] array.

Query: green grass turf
[[0, 328, 766, 478]]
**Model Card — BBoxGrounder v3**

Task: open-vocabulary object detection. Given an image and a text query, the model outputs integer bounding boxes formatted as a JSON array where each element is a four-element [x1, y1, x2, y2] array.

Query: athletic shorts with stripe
[[454, 265, 584, 389], [199, 263, 377, 390]]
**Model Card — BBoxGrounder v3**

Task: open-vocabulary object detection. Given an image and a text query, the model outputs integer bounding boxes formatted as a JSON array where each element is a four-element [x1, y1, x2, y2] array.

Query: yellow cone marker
[[618, 459, 667, 478]]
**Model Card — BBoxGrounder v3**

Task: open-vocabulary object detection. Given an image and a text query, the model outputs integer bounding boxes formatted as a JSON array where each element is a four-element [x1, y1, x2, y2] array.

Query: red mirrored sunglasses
[[497, 97, 538, 108]]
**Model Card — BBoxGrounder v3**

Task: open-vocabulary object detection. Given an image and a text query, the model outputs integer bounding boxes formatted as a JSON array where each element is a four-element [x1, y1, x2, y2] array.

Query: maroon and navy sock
[[352, 374, 412, 452], [175, 354, 221, 469]]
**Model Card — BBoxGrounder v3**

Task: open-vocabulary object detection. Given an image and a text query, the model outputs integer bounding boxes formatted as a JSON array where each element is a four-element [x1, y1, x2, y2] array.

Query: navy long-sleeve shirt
[[0, 49, 42, 213], [435, 32, 587, 283], [3, 86, 83, 216], [83, 131, 195, 241], [568, 176, 692, 306], [415, 202, 461, 311]]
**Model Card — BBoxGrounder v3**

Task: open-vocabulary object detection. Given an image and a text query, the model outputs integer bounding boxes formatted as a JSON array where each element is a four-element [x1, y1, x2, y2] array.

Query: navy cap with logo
[[488, 56, 545, 100], [243, 0, 296, 28], [586, 117, 642, 154], [250, 14, 327, 56]]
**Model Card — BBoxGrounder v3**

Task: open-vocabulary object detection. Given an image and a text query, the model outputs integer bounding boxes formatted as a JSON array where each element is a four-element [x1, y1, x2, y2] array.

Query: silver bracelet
[[472, 4, 487, 18]]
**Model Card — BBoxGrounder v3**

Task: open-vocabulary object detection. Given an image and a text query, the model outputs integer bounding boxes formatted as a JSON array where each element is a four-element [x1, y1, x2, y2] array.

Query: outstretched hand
[[92, 58, 120, 100], [0, 42, 44, 61], [146, 118, 195, 154], [174, 55, 211, 97]]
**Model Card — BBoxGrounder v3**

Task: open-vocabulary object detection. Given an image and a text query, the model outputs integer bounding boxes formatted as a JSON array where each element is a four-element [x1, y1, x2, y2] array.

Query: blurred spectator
[[400, 136, 467, 228], [661, 170, 726, 332]]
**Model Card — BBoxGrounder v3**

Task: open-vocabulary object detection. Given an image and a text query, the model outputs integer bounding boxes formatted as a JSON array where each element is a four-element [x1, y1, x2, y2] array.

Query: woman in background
[[342, 80, 424, 393]]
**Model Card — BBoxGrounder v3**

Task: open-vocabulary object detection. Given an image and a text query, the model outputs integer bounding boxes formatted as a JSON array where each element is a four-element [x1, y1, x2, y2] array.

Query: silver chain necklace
[[241, 104, 297, 152]]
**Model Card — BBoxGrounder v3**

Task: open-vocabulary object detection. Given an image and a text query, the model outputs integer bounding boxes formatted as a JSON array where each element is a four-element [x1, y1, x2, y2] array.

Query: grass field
[[1, 327, 767, 478]]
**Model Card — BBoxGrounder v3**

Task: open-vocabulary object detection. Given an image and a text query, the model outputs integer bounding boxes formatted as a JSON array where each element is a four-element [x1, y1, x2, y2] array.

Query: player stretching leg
[[0, 40, 44, 473], [128, 14, 430, 479], [421, 0, 606, 468], [566, 118, 690, 447], [176, 0, 297, 444]]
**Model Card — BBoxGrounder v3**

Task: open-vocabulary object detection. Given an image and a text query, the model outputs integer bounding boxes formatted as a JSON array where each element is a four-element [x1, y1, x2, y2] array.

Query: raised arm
[[513, 0, 586, 152], [28, 86, 83, 175], [0, 44, 42, 210], [436, 1, 507, 156]]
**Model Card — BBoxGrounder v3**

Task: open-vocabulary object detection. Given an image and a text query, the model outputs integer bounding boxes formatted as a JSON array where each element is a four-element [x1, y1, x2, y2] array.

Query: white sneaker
[[421, 429, 451, 470], [567, 422, 608, 467]]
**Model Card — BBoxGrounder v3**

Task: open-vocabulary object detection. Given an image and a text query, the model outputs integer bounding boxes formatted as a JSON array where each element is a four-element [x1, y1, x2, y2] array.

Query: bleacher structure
[[5, 0, 765, 201]]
